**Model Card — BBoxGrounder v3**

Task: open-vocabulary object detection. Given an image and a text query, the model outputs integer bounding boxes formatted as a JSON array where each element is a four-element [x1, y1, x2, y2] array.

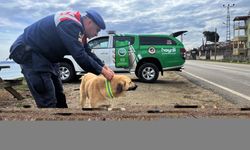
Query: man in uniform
[[9, 9, 114, 108]]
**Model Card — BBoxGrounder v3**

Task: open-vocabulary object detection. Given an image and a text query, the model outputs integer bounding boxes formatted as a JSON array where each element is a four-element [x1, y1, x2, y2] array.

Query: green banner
[[115, 40, 130, 68]]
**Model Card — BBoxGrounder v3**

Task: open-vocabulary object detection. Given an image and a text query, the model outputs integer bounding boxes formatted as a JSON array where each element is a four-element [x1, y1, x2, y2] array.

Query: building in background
[[232, 12, 250, 56]]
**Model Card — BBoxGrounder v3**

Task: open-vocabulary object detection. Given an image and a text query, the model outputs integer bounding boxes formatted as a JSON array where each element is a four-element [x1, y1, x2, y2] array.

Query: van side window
[[88, 37, 109, 49], [113, 36, 135, 47], [139, 36, 177, 45]]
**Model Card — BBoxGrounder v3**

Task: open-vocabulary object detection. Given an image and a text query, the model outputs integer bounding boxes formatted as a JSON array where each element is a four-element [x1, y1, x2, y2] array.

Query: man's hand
[[101, 65, 114, 80], [103, 65, 114, 74]]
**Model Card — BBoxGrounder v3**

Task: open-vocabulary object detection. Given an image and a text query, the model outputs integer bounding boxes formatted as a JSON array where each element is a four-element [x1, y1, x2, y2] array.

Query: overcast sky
[[0, 0, 249, 60]]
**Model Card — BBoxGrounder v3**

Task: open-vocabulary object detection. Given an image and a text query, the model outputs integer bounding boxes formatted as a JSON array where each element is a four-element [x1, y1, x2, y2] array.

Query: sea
[[0, 60, 23, 80]]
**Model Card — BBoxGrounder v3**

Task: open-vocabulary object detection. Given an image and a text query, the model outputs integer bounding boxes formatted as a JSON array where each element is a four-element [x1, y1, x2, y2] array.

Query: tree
[[203, 31, 219, 42]]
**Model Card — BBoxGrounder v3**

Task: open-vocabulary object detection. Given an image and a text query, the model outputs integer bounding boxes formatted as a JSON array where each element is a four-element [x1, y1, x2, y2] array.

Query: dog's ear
[[116, 82, 124, 94]]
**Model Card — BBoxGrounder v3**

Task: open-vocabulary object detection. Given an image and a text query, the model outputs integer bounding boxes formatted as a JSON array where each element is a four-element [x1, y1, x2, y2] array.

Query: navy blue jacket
[[13, 11, 104, 74]]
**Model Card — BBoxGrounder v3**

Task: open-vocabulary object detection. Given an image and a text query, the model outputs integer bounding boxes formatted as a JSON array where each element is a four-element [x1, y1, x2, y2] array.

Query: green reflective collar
[[105, 80, 114, 98]]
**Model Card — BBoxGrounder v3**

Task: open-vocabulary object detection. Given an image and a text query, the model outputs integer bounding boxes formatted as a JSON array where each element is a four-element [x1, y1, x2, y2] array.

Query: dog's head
[[112, 75, 137, 95]]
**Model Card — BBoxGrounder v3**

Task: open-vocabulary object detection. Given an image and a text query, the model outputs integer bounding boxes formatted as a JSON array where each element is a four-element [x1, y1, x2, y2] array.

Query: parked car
[[59, 31, 186, 83]]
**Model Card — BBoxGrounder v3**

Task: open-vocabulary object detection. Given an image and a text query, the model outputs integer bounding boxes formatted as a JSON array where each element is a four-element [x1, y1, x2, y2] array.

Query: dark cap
[[85, 9, 106, 30]]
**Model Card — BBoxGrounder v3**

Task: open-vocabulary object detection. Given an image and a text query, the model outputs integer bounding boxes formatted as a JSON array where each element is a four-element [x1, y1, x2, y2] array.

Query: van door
[[113, 36, 136, 69], [115, 40, 130, 68], [88, 37, 111, 65]]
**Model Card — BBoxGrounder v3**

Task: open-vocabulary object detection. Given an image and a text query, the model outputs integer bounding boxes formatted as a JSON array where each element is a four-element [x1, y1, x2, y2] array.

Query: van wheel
[[138, 63, 159, 83], [135, 69, 139, 78], [59, 62, 75, 83]]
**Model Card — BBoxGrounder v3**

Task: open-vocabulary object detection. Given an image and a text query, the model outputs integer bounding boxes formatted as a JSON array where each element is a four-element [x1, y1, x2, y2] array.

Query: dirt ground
[[67, 72, 237, 109], [1, 72, 249, 120]]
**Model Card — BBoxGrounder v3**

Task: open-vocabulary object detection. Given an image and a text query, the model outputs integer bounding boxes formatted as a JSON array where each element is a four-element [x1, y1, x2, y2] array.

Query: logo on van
[[161, 48, 176, 54], [118, 48, 127, 56], [148, 47, 156, 54]]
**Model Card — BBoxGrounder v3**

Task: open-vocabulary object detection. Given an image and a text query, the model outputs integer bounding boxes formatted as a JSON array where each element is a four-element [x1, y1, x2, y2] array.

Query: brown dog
[[80, 73, 137, 108]]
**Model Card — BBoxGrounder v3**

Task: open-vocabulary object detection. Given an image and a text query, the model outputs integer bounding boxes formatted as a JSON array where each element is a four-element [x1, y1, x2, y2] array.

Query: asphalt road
[[180, 60, 250, 106]]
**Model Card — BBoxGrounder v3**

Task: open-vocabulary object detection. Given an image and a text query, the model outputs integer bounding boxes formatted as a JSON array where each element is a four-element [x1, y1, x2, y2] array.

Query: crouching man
[[9, 10, 114, 108]]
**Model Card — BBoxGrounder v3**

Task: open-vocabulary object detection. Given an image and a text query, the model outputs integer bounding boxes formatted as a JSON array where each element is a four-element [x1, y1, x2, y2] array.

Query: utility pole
[[223, 3, 235, 42], [214, 28, 217, 60]]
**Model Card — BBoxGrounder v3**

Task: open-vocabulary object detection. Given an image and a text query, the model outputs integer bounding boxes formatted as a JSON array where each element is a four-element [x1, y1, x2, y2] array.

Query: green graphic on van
[[161, 48, 176, 54], [148, 47, 156, 54], [118, 48, 127, 56], [115, 40, 130, 68]]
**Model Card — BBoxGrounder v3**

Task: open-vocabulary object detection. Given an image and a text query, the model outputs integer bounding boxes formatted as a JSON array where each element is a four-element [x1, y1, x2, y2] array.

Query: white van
[[59, 31, 186, 82]]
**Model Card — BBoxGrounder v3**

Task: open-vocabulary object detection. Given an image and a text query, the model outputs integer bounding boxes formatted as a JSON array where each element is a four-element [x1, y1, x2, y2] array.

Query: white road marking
[[183, 70, 250, 101]]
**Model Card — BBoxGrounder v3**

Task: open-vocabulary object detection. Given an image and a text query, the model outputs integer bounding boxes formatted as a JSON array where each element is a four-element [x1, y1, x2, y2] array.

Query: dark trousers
[[21, 64, 68, 108], [10, 36, 68, 108]]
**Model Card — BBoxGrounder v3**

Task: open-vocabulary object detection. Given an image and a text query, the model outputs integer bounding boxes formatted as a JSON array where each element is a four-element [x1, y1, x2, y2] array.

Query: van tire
[[138, 63, 159, 83], [59, 62, 75, 83], [135, 69, 139, 78]]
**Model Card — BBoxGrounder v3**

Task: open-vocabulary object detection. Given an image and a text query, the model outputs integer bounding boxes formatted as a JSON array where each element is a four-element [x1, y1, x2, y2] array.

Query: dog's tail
[[79, 75, 87, 108]]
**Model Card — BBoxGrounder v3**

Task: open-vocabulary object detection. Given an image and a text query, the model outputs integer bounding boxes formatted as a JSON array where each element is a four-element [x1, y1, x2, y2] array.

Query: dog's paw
[[108, 107, 126, 111], [98, 104, 111, 109], [120, 107, 126, 111]]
